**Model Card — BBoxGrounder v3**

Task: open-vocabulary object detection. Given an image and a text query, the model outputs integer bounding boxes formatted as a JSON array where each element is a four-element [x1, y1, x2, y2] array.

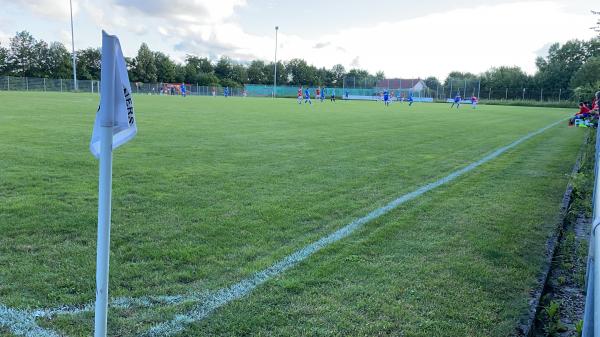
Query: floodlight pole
[[273, 26, 278, 98], [70, 0, 78, 91]]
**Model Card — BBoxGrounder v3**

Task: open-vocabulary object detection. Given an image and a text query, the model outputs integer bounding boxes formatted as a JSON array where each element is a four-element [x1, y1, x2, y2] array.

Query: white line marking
[[144, 118, 566, 336], [0, 305, 60, 337]]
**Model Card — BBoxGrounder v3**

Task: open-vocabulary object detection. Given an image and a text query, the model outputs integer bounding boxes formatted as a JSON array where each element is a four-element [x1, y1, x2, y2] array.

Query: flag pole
[[273, 26, 278, 98], [70, 0, 78, 91], [94, 31, 116, 337]]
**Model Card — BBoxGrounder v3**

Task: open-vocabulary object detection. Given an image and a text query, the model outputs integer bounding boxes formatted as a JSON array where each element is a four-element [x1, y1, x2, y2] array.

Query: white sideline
[[0, 118, 566, 337]]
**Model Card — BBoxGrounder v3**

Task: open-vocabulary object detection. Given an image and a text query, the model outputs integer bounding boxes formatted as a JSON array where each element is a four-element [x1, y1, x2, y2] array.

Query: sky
[[0, 0, 598, 79]]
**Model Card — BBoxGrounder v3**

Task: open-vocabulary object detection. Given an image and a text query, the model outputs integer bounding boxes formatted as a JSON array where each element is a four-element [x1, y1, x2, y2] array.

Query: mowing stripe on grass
[[144, 118, 566, 336], [0, 118, 566, 337]]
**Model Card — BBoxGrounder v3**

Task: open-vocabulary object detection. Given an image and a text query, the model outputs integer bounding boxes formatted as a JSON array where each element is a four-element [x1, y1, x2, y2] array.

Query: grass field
[[0, 92, 586, 336]]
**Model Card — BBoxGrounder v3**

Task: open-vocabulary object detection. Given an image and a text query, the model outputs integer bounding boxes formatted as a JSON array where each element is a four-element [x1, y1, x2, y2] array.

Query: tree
[[443, 71, 478, 86], [375, 71, 385, 81], [131, 43, 157, 83], [76, 47, 101, 80], [330, 64, 345, 86], [231, 63, 248, 84], [315, 67, 334, 86], [424, 76, 441, 89], [345, 68, 371, 87], [570, 56, 600, 90], [174, 64, 186, 82], [286, 58, 317, 85], [8, 31, 37, 76], [46, 42, 71, 79], [0, 42, 8, 74], [154, 51, 176, 82], [197, 72, 220, 86], [481, 66, 530, 90], [534, 40, 590, 90], [184, 55, 213, 83], [247, 60, 268, 84], [214, 56, 233, 81], [264, 61, 286, 85]]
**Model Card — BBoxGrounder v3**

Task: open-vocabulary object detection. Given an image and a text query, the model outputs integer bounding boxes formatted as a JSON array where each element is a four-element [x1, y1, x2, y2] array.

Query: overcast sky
[[0, 0, 597, 79]]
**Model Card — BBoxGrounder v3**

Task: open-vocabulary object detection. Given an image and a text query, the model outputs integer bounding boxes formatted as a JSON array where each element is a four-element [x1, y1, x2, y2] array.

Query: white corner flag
[[91, 31, 136, 337], [90, 32, 137, 157]]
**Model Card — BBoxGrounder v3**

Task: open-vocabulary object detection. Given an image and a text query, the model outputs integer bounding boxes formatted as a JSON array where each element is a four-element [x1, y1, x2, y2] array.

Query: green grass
[[0, 92, 585, 336]]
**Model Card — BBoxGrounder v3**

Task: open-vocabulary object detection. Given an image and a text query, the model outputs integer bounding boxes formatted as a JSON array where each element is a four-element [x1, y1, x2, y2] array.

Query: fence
[[0, 75, 587, 103], [584, 121, 600, 336], [0, 76, 248, 97]]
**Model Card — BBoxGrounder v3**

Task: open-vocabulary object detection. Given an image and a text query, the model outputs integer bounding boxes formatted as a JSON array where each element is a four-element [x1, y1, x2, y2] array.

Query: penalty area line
[[144, 118, 567, 336]]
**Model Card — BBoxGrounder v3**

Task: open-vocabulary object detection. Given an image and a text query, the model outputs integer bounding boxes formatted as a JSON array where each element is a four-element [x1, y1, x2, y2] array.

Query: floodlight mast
[[273, 26, 278, 98], [70, 0, 77, 91]]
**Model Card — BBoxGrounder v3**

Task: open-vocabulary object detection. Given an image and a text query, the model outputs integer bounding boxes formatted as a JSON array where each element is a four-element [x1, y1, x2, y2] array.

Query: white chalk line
[[0, 118, 566, 337]]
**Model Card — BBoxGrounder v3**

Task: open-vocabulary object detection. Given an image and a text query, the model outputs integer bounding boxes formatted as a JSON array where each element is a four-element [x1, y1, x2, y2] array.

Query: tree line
[[0, 30, 599, 97]]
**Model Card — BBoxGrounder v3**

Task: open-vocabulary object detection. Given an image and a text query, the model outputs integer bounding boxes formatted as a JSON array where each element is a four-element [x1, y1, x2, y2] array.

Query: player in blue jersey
[[320, 88, 325, 102], [407, 93, 414, 106], [330, 89, 336, 102], [304, 87, 312, 105], [450, 93, 461, 108], [180, 83, 186, 97], [224, 87, 230, 98], [383, 90, 390, 106], [345, 90, 349, 100]]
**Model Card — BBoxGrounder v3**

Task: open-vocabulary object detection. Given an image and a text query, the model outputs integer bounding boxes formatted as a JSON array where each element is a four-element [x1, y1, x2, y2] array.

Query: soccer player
[[471, 96, 478, 109], [383, 90, 390, 106], [345, 90, 349, 100], [320, 88, 325, 102], [316, 87, 321, 102], [451, 93, 461, 109], [407, 93, 414, 106], [180, 83, 186, 97], [304, 87, 312, 105], [297, 86, 303, 104], [224, 87, 229, 98], [331, 89, 336, 102]]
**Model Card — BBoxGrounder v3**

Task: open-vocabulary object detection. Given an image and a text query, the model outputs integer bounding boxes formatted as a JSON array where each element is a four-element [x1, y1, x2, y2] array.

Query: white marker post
[[90, 31, 137, 337]]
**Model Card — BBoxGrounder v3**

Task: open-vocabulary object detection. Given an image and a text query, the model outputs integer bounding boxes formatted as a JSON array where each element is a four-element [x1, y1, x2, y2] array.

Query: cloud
[[113, 0, 246, 24], [0, 0, 76, 20], [157, 0, 595, 79], [313, 42, 331, 49]]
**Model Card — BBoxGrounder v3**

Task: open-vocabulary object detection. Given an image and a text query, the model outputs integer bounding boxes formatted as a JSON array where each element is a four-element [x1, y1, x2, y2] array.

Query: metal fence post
[[60, 79, 63, 92], [26, 77, 28, 91], [522, 88, 526, 100], [488, 88, 491, 100], [43, 77, 46, 91], [505, 88, 508, 100], [540, 88, 543, 102], [7, 76, 9, 90]]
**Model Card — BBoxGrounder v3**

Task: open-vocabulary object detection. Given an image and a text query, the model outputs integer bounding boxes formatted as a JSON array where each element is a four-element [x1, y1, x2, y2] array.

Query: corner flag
[[91, 31, 136, 337], [90, 31, 136, 158]]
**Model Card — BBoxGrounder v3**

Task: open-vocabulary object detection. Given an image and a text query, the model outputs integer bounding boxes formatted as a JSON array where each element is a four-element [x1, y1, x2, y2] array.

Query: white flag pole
[[94, 31, 116, 337]]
